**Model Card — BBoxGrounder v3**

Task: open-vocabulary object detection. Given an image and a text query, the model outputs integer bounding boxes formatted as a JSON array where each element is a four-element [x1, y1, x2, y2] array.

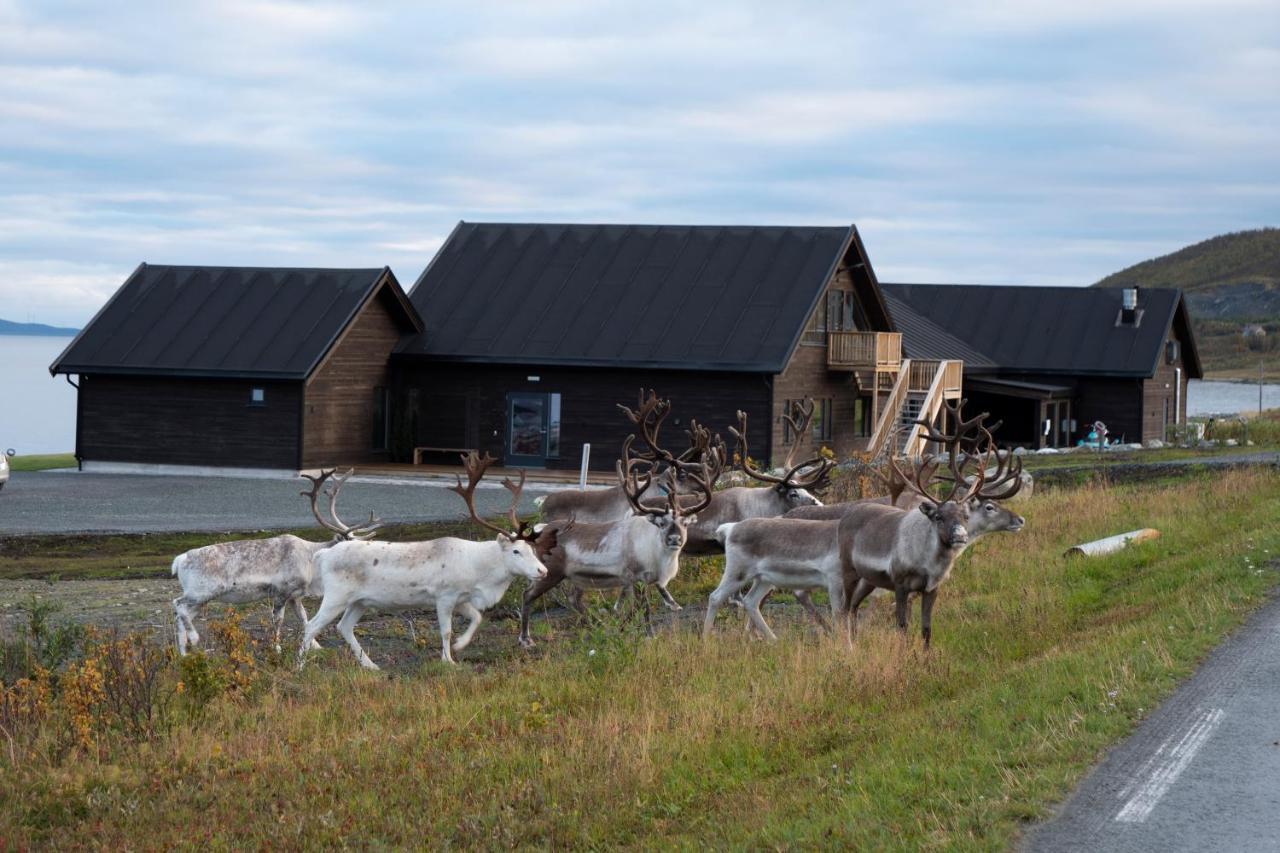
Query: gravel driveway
[[0, 470, 555, 535]]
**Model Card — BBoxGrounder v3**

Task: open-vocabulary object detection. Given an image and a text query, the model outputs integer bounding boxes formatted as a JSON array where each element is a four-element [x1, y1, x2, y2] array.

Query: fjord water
[[0, 335, 76, 455]]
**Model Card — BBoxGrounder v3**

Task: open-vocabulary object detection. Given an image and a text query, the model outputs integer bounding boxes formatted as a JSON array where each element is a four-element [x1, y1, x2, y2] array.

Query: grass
[[0, 521, 476, 582], [1, 470, 1279, 848], [6, 453, 77, 472]]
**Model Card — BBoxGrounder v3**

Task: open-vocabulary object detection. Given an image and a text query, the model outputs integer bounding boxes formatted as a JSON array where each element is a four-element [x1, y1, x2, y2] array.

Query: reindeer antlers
[[892, 400, 1023, 505], [731, 407, 834, 493], [300, 469, 383, 541], [448, 451, 537, 541]]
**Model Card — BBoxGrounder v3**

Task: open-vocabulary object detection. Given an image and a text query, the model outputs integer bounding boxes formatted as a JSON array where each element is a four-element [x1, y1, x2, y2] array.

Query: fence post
[[579, 443, 591, 490]]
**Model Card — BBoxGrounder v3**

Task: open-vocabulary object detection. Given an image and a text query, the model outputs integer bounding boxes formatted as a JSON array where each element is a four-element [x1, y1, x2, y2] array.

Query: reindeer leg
[[520, 573, 564, 649], [173, 596, 203, 655], [436, 597, 459, 664], [742, 581, 778, 642], [894, 586, 911, 635], [640, 585, 656, 637], [846, 579, 876, 639], [920, 589, 938, 649], [656, 584, 682, 611], [452, 602, 483, 653], [795, 590, 831, 632], [336, 604, 378, 670], [290, 598, 322, 649], [298, 596, 346, 669], [704, 569, 750, 639], [824, 578, 850, 649], [269, 597, 288, 654]]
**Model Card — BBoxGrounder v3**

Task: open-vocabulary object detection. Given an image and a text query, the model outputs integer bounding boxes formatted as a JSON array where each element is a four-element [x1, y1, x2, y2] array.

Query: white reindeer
[[171, 470, 380, 654], [298, 453, 557, 668]]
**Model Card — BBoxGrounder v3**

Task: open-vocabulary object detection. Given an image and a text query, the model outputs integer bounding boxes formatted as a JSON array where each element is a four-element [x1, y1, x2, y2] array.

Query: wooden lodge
[[50, 223, 1204, 474]]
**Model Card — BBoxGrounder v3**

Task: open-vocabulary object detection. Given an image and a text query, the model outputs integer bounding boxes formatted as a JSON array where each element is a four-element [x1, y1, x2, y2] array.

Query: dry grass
[[1, 470, 1278, 848]]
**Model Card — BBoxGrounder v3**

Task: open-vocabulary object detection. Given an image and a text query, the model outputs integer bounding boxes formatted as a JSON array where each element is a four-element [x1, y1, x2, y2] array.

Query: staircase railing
[[866, 359, 911, 457], [900, 359, 964, 456]]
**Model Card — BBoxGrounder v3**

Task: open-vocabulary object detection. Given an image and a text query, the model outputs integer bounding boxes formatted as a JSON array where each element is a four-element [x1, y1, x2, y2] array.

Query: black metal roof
[[397, 222, 890, 373], [51, 264, 422, 380], [882, 293, 995, 370], [881, 283, 1203, 379]]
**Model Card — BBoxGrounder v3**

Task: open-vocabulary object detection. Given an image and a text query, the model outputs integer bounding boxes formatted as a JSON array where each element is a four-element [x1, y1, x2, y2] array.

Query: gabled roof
[[396, 222, 893, 373], [882, 294, 995, 370], [881, 284, 1203, 379], [51, 264, 422, 380]]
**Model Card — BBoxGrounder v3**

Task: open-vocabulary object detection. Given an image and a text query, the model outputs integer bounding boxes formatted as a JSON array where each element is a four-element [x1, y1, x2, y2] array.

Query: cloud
[[0, 0, 1276, 326]]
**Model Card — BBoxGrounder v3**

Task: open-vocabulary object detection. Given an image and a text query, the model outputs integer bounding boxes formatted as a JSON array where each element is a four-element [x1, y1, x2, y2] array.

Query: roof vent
[[1120, 287, 1139, 325]]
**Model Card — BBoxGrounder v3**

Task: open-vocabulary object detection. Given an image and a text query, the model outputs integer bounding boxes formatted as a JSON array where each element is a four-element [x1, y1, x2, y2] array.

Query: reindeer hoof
[[518, 637, 536, 650]]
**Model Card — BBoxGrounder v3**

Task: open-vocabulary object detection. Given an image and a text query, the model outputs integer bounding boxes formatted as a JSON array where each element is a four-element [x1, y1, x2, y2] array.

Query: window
[[1166, 340, 1181, 364], [826, 290, 865, 332], [547, 393, 562, 458], [853, 396, 871, 437], [783, 398, 833, 443], [800, 297, 828, 345], [249, 387, 265, 406], [371, 387, 388, 450]]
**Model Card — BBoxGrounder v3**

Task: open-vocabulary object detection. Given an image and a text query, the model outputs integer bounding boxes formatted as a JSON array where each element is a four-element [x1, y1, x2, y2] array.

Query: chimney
[[1121, 287, 1138, 325]]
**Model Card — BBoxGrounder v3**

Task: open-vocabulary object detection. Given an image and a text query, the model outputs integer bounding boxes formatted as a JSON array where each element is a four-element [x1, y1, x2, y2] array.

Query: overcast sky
[[2, 0, 1277, 326]]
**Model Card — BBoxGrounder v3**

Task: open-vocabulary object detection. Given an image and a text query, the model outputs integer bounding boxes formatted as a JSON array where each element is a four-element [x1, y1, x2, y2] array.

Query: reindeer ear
[[918, 503, 937, 520], [685, 514, 699, 526]]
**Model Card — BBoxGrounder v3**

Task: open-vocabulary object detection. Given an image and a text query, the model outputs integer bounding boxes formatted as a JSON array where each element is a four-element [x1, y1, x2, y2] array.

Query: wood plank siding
[[300, 288, 405, 468], [78, 375, 302, 468], [770, 264, 876, 462], [1141, 324, 1191, 443], [393, 364, 772, 472]]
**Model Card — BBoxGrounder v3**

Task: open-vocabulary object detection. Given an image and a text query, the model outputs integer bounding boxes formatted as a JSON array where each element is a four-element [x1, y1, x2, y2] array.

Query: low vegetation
[[1, 470, 1277, 847], [7, 453, 77, 472]]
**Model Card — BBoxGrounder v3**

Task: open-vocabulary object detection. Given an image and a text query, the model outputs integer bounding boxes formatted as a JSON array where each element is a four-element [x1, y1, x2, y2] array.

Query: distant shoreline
[[0, 330, 77, 338]]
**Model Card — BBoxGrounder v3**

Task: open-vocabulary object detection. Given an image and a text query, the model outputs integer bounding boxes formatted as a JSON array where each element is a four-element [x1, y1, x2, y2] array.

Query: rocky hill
[[1093, 228, 1279, 379], [0, 318, 78, 336]]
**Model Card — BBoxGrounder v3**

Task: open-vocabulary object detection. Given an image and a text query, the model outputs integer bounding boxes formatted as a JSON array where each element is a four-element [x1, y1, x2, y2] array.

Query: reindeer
[[538, 389, 724, 523], [299, 453, 558, 668], [171, 470, 381, 655], [518, 437, 713, 648], [675, 406, 834, 556], [783, 457, 934, 520], [840, 407, 1025, 648]]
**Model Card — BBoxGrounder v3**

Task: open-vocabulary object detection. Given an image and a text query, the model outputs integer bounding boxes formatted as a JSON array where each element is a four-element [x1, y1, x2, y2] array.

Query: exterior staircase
[[867, 359, 964, 459]]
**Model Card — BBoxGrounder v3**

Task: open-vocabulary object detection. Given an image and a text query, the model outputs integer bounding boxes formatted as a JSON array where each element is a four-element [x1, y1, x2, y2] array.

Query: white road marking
[[1114, 707, 1225, 823]]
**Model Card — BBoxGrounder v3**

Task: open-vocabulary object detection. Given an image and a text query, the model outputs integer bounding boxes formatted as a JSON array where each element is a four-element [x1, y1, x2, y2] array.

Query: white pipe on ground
[[1065, 528, 1160, 557]]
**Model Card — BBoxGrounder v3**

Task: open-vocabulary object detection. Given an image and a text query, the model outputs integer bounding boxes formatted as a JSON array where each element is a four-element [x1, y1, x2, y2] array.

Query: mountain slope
[[1092, 228, 1279, 380], [0, 318, 79, 336]]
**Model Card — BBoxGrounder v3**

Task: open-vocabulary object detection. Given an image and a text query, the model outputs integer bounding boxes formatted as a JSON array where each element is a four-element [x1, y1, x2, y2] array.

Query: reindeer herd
[[169, 390, 1026, 669]]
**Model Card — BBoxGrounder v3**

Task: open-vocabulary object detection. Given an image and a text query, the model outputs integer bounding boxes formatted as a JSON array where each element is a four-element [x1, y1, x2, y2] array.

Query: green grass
[[2, 470, 1279, 848], [7, 453, 77, 472]]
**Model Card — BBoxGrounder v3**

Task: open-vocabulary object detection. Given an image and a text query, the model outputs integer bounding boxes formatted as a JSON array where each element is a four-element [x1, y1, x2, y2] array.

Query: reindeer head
[[448, 451, 550, 581], [894, 403, 1026, 550], [618, 435, 714, 550], [729, 404, 833, 509]]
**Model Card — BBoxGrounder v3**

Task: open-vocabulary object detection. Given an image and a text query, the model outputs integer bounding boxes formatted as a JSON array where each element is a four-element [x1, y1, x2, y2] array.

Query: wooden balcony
[[826, 331, 902, 371]]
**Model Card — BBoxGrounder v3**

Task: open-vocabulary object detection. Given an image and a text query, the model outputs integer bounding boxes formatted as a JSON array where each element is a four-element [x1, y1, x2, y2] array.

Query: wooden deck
[[349, 462, 617, 486]]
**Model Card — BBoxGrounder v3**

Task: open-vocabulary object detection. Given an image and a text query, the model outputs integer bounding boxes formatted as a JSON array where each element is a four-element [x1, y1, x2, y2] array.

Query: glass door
[[506, 392, 548, 467]]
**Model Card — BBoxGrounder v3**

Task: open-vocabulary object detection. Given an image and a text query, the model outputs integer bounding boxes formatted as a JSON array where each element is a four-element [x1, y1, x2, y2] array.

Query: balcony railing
[[827, 331, 902, 371], [909, 359, 963, 398]]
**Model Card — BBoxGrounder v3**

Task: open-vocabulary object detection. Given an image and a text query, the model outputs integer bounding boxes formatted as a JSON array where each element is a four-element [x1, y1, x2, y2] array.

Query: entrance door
[[506, 392, 548, 467]]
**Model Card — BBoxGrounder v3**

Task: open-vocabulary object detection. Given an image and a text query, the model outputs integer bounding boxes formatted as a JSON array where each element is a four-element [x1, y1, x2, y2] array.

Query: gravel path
[[0, 470, 555, 535]]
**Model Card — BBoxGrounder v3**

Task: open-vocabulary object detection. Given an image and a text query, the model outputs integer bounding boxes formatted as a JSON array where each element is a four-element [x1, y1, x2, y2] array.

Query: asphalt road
[[1025, 591, 1280, 853], [0, 470, 555, 535]]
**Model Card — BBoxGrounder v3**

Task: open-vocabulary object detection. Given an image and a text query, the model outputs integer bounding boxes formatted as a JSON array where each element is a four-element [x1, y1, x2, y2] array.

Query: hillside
[[0, 317, 78, 336], [1093, 228, 1280, 380]]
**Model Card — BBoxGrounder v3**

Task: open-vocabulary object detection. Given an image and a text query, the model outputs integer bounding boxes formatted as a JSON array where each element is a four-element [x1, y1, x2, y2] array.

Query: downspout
[[1175, 367, 1182, 425], [65, 374, 82, 470]]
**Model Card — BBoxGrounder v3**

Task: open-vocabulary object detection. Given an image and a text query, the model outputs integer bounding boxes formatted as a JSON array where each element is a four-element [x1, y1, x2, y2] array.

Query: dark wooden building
[[392, 222, 902, 470], [883, 284, 1203, 447], [50, 264, 422, 472]]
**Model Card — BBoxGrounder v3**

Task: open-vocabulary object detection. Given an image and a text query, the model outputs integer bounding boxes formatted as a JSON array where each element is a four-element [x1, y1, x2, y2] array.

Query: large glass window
[[783, 398, 833, 443], [800, 297, 827, 345], [547, 393, 561, 458]]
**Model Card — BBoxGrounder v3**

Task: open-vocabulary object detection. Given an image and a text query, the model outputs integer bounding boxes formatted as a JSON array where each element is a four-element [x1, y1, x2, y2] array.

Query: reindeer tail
[[170, 553, 187, 577], [714, 523, 737, 546], [533, 495, 547, 509]]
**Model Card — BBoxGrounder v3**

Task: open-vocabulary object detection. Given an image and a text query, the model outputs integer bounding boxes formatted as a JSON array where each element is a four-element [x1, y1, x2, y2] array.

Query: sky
[[1, 0, 1277, 327]]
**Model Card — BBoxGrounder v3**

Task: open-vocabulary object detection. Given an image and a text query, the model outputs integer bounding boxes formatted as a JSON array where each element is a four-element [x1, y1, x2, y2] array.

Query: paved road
[[0, 470, 555, 535], [1025, 592, 1280, 852]]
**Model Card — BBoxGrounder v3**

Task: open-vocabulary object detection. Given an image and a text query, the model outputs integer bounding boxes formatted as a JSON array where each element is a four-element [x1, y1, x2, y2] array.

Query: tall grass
[[1, 470, 1278, 848]]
